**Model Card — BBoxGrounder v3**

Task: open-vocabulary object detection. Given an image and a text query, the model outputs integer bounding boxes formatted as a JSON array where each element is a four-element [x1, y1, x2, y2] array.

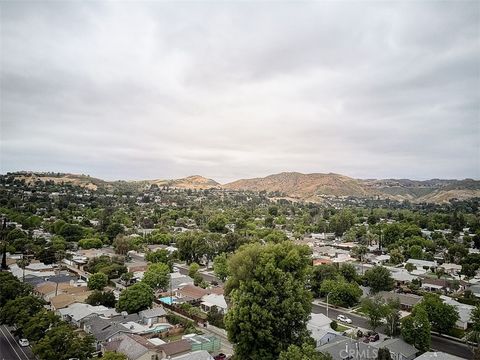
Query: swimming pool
[[159, 296, 175, 305]]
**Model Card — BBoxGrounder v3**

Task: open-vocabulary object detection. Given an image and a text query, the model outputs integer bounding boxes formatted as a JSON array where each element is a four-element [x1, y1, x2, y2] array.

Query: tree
[[102, 352, 128, 360], [405, 263, 416, 272], [377, 348, 392, 360], [0, 296, 45, 329], [362, 296, 387, 330], [78, 238, 103, 249], [188, 262, 200, 278], [207, 306, 225, 328], [279, 343, 332, 360], [418, 293, 459, 335], [0, 272, 32, 306], [340, 263, 357, 283], [225, 242, 313, 360], [320, 277, 362, 308], [364, 266, 394, 293], [145, 249, 170, 264], [213, 253, 229, 282], [117, 282, 154, 314], [88, 272, 109, 290], [22, 310, 61, 342], [106, 223, 124, 242], [113, 235, 133, 255], [142, 263, 170, 290], [207, 214, 227, 233], [389, 248, 404, 265], [467, 304, 480, 346], [86, 290, 116, 307], [384, 298, 401, 336], [33, 323, 94, 360], [311, 264, 339, 297], [408, 245, 423, 260], [401, 306, 431, 352]]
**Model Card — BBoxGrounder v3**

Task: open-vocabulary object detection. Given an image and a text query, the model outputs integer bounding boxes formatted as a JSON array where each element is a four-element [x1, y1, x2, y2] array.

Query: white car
[[19, 338, 29, 347], [337, 314, 352, 324]]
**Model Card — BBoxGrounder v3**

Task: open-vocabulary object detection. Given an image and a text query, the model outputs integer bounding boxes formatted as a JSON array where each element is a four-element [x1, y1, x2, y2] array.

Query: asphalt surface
[[311, 303, 474, 359], [0, 325, 34, 360]]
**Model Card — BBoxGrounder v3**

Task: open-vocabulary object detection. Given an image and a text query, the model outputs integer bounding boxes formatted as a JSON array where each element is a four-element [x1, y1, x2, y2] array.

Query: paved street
[[312, 303, 473, 359], [0, 325, 34, 360]]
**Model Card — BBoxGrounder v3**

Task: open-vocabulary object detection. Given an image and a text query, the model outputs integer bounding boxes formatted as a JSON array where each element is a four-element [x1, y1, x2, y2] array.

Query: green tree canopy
[[32, 323, 94, 360], [213, 253, 229, 282], [88, 272, 109, 290], [418, 293, 459, 335], [320, 277, 362, 308], [279, 343, 332, 360], [225, 242, 313, 360], [401, 306, 431, 352], [364, 266, 394, 293], [142, 262, 170, 290], [117, 282, 154, 314]]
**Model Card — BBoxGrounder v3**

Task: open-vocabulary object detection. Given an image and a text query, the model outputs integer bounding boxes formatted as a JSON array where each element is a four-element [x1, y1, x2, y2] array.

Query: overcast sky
[[0, 1, 478, 183]]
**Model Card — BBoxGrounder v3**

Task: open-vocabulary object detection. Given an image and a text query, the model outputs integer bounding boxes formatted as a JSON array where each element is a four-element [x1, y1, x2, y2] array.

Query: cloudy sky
[[1, 1, 478, 183]]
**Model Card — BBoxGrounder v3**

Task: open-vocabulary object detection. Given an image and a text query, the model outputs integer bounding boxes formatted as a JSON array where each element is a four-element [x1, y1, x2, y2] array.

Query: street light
[[326, 292, 333, 318]]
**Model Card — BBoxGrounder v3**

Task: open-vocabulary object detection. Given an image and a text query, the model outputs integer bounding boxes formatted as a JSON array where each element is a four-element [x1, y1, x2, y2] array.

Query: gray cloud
[[1, 1, 479, 183]]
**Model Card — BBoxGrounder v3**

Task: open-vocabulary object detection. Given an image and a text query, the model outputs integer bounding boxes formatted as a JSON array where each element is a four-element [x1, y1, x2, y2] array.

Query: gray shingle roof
[[373, 338, 417, 358], [139, 307, 167, 318]]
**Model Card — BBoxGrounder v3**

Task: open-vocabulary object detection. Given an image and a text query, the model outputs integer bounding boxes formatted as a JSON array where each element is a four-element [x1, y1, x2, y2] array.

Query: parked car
[[214, 354, 227, 360], [336, 314, 352, 324], [369, 333, 380, 342], [19, 339, 29, 347]]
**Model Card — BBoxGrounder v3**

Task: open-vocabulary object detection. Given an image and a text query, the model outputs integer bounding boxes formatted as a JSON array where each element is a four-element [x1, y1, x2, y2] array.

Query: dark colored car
[[214, 354, 227, 360], [369, 333, 380, 342]]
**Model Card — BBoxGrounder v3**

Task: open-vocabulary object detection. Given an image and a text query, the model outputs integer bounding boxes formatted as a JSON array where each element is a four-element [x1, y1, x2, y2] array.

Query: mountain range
[[6, 171, 480, 204]]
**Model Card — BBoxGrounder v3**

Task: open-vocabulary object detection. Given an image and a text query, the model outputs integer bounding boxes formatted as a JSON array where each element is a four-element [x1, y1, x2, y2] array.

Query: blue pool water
[[159, 296, 174, 305]]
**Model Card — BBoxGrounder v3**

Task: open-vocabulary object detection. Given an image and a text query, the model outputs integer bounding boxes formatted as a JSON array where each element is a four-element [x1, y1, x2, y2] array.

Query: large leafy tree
[[320, 277, 362, 308], [117, 282, 154, 314], [224, 242, 313, 360], [401, 306, 431, 352], [467, 304, 480, 346], [213, 253, 229, 282], [362, 296, 387, 330], [22, 310, 61, 342], [33, 323, 94, 360], [418, 293, 459, 335], [279, 343, 332, 360], [0, 295, 45, 329], [85, 290, 116, 307], [311, 264, 339, 298], [102, 352, 128, 360], [364, 266, 394, 293], [0, 272, 32, 306], [142, 262, 170, 290], [87, 272, 109, 290]]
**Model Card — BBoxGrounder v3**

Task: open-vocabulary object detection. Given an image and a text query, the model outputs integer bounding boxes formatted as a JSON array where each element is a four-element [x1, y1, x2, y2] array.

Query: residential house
[[414, 352, 467, 360], [318, 335, 378, 360], [421, 278, 468, 293], [139, 307, 168, 326], [377, 291, 423, 312], [170, 273, 194, 292], [58, 303, 117, 327], [200, 294, 228, 314], [440, 263, 462, 275], [373, 338, 417, 360], [440, 295, 474, 330], [308, 313, 338, 347], [406, 259, 437, 270], [103, 333, 162, 360], [171, 350, 214, 360], [175, 284, 209, 305]]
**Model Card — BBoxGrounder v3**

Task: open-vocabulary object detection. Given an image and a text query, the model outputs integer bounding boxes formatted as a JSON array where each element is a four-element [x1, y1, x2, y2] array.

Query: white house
[[201, 294, 228, 314], [307, 313, 338, 347], [440, 295, 474, 330]]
